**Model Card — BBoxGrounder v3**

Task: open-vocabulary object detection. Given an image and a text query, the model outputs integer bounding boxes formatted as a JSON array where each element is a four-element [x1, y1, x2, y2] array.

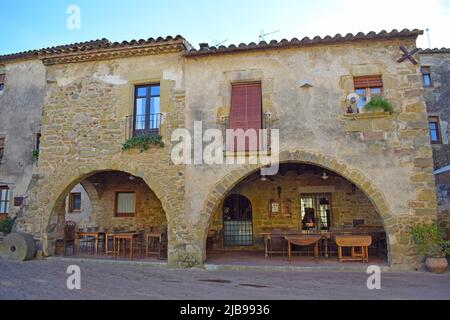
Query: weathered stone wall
[[421, 52, 450, 169], [14, 36, 438, 270], [209, 171, 382, 250], [0, 60, 46, 218], [17, 53, 188, 266], [184, 38, 437, 270], [420, 51, 450, 231]]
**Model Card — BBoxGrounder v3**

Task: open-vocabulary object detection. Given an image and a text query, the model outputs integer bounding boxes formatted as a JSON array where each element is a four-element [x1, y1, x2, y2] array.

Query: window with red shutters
[[229, 83, 262, 152]]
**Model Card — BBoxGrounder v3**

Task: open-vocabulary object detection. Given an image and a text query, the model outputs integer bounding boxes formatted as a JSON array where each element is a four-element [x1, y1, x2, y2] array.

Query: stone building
[[0, 29, 439, 270], [419, 48, 450, 231]]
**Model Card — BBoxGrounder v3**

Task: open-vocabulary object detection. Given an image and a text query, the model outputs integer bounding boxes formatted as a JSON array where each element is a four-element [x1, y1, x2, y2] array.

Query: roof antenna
[[426, 28, 431, 49], [259, 29, 280, 42], [213, 39, 228, 47]]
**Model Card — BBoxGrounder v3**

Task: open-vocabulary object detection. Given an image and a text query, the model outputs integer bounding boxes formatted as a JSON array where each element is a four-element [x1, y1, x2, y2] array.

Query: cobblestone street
[[1, 258, 449, 300]]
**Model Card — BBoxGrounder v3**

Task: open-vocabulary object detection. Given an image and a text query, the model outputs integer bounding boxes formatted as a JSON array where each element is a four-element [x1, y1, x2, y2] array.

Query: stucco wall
[[0, 60, 46, 218]]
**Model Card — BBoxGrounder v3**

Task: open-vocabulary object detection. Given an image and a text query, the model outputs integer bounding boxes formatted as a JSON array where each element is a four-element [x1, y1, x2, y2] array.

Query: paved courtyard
[[0, 257, 449, 300]]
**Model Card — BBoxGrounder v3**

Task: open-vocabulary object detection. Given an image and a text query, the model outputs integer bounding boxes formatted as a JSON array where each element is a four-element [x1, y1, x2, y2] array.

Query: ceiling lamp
[[260, 176, 268, 182], [321, 172, 329, 180]]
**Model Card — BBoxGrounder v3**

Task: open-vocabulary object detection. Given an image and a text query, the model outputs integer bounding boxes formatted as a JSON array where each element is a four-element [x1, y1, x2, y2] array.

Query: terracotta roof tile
[[0, 35, 191, 63], [419, 48, 450, 54], [186, 29, 424, 57]]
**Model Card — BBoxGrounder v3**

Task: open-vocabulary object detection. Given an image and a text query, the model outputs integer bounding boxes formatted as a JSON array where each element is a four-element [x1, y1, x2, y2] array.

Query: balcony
[[220, 112, 273, 153], [125, 114, 162, 140]]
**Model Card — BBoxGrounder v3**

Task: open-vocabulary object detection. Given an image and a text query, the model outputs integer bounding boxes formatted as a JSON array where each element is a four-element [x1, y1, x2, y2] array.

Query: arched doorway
[[205, 162, 389, 266], [49, 170, 168, 261], [223, 194, 253, 247]]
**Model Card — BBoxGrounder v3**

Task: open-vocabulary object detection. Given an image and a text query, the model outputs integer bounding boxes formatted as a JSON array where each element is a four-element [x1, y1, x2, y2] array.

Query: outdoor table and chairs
[[261, 229, 378, 263]]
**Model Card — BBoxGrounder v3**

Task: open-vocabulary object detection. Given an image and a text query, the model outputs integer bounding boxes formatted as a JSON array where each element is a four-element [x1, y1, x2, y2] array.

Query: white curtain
[[117, 193, 136, 213]]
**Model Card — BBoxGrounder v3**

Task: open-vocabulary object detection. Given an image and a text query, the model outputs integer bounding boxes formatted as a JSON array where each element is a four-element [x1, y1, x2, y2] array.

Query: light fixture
[[260, 176, 268, 182], [129, 175, 136, 181], [300, 80, 313, 88], [321, 172, 329, 180]]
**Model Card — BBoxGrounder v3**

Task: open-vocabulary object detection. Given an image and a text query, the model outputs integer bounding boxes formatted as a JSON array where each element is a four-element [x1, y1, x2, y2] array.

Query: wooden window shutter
[[354, 75, 383, 89], [230, 83, 262, 152], [0, 74, 5, 84]]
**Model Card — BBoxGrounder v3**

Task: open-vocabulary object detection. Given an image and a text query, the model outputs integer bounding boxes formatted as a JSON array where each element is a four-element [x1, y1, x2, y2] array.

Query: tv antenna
[[259, 29, 280, 42], [213, 39, 228, 47], [425, 28, 431, 49]]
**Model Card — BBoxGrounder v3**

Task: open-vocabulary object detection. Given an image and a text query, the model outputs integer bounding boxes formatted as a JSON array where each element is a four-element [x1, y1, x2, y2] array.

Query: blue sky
[[1, 0, 450, 55]]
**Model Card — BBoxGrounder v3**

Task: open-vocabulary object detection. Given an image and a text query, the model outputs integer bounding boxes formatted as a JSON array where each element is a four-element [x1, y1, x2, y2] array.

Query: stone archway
[[198, 149, 394, 265], [36, 167, 174, 258]]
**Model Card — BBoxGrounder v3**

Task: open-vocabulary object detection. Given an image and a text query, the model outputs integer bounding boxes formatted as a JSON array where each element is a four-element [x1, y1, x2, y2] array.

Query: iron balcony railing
[[220, 112, 273, 152], [125, 113, 162, 140]]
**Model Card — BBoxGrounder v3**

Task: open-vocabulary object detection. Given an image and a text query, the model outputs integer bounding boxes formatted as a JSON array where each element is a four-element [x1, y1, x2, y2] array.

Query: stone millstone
[[0, 233, 36, 261]]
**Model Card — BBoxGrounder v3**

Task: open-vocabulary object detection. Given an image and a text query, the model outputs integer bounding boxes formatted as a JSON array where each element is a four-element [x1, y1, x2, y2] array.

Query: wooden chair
[[55, 221, 77, 256], [267, 229, 288, 258]]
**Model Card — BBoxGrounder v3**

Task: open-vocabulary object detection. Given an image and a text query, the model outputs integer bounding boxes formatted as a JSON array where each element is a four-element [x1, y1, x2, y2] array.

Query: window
[[0, 74, 5, 94], [229, 82, 263, 152], [354, 76, 383, 112], [421, 67, 432, 87], [69, 193, 82, 213], [0, 187, 10, 215], [35, 133, 41, 152], [133, 84, 161, 137], [429, 116, 442, 144], [0, 137, 5, 162], [300, 193, 332, 231], [115, 192, 136, 217]]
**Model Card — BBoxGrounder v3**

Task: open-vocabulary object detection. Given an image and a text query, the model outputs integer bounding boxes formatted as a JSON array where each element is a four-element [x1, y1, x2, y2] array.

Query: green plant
[[364, 97, 394, 113], [0, 217, 16, 235], [122, 135, 165, 152], [31, 150, 39, 161], [411, 222, 450, 258]]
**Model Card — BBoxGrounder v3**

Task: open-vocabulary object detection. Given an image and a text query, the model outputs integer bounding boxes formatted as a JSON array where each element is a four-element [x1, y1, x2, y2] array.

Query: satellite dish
[[347, 93, 360, 105]]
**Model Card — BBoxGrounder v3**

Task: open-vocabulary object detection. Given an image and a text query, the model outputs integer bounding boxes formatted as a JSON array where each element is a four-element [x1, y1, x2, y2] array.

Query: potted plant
[[411, 222, 450, 273], [364, 97, 394, 113]]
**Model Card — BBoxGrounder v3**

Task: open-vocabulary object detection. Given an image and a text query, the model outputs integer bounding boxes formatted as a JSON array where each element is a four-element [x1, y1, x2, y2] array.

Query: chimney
[[199, 43, 209, 50]]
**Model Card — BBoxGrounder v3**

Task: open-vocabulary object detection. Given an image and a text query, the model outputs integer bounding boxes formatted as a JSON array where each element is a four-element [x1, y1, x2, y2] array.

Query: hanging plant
[[31, 150, 40, 161], [364, 97, 394, 113], [122, 135, 165, 152]]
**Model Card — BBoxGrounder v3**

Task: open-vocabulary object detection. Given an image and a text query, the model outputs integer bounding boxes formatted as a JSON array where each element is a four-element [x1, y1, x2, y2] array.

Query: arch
[[40, 167, 173, 245], [199, 149, 393, 264]]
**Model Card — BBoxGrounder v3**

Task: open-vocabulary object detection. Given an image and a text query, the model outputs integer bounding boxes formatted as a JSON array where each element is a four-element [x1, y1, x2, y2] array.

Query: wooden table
[[284, 235, 322, 262], [335, 235, 372, 263], [146, 232, 164, 258], [114, 233, 141, 260], [261, 232, 331, 259], [76, 231, 105, 255]]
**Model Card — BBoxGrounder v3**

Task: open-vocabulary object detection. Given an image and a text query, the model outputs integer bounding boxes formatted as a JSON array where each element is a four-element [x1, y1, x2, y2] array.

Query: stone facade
[[420, 50, 450, 231], [0, 30, 439, 270]]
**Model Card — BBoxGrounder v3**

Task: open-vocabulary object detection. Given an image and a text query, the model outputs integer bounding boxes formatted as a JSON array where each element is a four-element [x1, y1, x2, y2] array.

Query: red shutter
[[354, 75, 383, 89], [230, 83, 262, 152]]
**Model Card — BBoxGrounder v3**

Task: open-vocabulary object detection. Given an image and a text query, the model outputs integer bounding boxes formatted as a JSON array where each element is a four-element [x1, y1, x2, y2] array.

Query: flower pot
[[425, 257, 448, 273]]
